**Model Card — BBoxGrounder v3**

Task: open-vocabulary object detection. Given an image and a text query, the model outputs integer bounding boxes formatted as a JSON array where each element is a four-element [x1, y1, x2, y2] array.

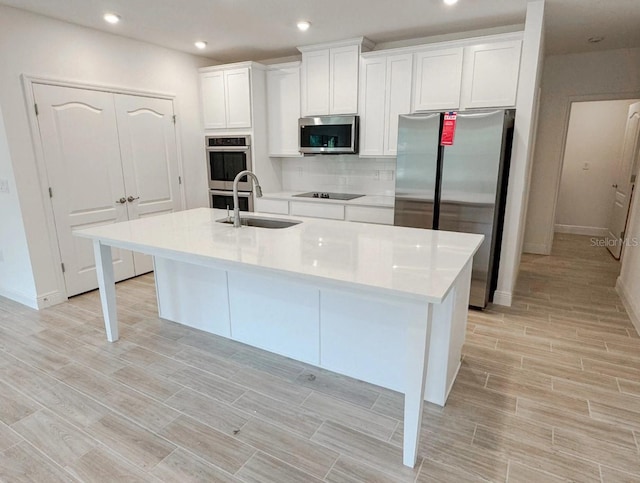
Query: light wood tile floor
[[0, 233, 639, 482]]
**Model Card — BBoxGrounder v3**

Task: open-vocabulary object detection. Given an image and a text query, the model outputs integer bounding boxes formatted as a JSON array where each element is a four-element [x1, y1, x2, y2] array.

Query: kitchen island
[[75, 208, 483, 467]]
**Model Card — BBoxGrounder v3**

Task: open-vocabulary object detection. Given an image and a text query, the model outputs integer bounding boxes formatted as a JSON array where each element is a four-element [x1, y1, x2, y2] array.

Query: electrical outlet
[[0, 178, 9, 194]]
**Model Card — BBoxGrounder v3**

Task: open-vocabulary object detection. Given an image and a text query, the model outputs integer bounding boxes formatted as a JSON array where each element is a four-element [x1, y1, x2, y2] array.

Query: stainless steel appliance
[[299, 115, 359, 154], [206, 135, 253, 211], [210, 189, 253, 212], [394, 109, 515, 308], [293, 192, 364, 200]]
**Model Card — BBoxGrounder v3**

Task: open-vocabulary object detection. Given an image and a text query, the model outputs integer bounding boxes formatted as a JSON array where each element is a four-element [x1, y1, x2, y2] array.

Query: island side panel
[[227, 271, 321, 365], [319, 289, 419, 393], [154, 258, 231, 337]]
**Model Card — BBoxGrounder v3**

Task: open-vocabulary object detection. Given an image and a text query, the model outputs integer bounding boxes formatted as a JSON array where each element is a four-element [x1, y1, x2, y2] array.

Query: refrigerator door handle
[[456, 110, 504, 119]]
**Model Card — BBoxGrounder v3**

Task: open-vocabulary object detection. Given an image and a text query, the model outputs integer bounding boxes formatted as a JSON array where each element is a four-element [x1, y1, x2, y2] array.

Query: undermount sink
[[217, 216, 301, 229]]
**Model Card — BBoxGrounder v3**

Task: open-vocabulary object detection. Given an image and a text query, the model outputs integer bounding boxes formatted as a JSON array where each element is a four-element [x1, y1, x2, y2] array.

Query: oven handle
[[210, 190, 251, 198], [206, 146, 250, 152]]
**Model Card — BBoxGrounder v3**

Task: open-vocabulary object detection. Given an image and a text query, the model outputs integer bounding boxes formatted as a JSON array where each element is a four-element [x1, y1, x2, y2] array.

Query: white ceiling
[[1, 0, 639, 62]]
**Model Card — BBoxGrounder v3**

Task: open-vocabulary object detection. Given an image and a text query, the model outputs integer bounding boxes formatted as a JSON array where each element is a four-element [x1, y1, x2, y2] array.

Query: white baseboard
[[616, 276, 640, 336], [492, 290, 512, 307], [0, 287, 39, 310], [554, 224, 608, 237], [523, 242, 549, 255], [37, 290, 67, 309]]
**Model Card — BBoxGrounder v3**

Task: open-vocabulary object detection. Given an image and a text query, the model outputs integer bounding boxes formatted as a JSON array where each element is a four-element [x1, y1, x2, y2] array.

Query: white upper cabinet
[[460, 40, 522, 109], [201, 71, 227, 129], [359, 53, 412, 157], [267, 63, 301, 157], [301, 50, 330, 116], [299, 38, 372, 116], [329, 45, 360, 115], [201, 65, 252, 129], [412, 48, 464, 112]]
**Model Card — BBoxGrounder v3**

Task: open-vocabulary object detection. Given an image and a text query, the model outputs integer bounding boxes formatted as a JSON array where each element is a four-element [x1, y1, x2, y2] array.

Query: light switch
[[0, 178, 9, 194]]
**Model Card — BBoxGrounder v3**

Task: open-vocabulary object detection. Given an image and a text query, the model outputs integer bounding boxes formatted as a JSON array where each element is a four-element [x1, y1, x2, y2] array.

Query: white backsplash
[[281, 155, 396, 196]]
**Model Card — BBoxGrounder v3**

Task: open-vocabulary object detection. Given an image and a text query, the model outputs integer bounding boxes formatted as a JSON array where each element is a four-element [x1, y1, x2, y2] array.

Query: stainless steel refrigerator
[[394, 109, 515, 308]]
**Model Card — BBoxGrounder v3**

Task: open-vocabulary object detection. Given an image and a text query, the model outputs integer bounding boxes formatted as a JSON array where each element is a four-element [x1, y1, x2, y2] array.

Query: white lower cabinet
[[290, 201, 345, 220], [345, 205, 394, 225], [255, 198, 289, 215], [257, 198, 394, 225]]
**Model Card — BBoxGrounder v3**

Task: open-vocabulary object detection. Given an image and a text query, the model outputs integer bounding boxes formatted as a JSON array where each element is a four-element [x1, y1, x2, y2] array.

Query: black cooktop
[[293, 192, 365, 201]]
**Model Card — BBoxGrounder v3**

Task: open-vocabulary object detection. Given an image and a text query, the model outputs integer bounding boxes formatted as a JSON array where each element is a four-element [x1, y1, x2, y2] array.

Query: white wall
[[524, 47, 640, 254], [0, 5, 214, 307], [555, 100, 638, 236], [0, 105, 38, 308], [281, 156, 396, 195]]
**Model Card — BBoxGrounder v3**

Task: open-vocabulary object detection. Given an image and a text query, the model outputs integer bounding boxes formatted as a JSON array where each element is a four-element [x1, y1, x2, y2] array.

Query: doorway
[[554, 99, 640, 267], [32, 82, 183, 297]]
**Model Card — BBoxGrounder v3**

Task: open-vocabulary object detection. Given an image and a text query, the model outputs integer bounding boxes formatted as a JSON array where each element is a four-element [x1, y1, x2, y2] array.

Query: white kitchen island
[[75, 207, 483, 467]]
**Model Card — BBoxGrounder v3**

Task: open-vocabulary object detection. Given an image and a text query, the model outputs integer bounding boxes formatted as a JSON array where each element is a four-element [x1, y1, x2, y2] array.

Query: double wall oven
[[206, 135, 253, 212]]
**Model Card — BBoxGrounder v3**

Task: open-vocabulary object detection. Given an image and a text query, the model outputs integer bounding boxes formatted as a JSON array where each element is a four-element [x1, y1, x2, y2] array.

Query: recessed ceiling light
[[103, 13, 121, 24], [588, 36, 604, 44], [194, 41, 208, 49], [297, 20, 311, 31], [443, 0, 458, 5]]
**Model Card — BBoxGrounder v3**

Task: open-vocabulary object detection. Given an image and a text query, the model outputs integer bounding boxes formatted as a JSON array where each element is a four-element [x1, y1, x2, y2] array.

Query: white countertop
[[261, 191, 395, 208], [75, 208, 483, 303]]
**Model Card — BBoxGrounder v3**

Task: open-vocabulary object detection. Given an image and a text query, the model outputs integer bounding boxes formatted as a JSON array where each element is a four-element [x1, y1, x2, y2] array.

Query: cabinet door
[[224, 67, 252, 128], [201, 71, 227, 129], [301, 50, 330, 116], [461, 40, 522, 109], [412, 48, 463, 112], [267, 66, 301, 156], [330, 45, 360, 115], [115, 94, 183, 275], [384, 54, 413, 156], [32, 84, 134, 296], [359, 57, 387, 156]]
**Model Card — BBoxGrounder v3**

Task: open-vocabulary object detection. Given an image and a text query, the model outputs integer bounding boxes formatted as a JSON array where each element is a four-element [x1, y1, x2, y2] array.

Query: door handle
[[127, 196, 140, 202], [116, 197, 126, 204]]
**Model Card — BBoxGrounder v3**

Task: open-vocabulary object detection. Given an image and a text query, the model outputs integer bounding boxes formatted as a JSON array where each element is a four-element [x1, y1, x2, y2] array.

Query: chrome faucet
[[233, 170, 262, 227]]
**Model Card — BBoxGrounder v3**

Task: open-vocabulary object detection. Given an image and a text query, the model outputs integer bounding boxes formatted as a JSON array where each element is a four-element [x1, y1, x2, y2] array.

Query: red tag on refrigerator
[[440, 112, 457, 146]]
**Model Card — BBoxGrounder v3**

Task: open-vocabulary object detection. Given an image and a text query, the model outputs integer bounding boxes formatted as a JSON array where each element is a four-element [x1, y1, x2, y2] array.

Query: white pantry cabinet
[[460, 40, 522, 109], [266, 63, 301, 157], [359, 53, 412, 157], [201, 65, 252, 129], [412, 48, 464, 112], [299, 38, 373, 116]]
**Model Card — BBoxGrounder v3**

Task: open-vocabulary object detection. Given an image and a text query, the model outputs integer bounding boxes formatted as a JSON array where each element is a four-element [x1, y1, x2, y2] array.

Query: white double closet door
[[33, 83, 182, 296]]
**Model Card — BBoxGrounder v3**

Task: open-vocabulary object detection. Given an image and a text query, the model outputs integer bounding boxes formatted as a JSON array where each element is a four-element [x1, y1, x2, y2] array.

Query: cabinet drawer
[[255, 198, 289, 215], [290, 201, 345, 220], [345, 205, 394, 225]]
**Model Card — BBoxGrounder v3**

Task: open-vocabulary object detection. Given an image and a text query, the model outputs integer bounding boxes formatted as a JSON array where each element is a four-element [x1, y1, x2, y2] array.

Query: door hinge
[[172, 114, 177, 124], [48, 187, 53, 198], [61, 262, 65, 273], [178, 176, 182, 185], [34, 103, 39, 116], [632, 174, 637, 184]]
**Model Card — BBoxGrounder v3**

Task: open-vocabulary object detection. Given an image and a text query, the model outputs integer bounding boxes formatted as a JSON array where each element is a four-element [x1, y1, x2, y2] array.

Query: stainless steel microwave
[[299, 115, 359, 154]]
